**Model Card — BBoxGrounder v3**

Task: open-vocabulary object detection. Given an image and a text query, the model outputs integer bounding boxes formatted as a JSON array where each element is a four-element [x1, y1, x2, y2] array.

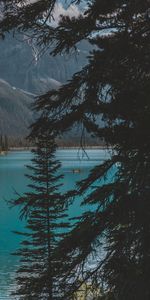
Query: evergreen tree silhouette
[[12, 131, 70, 299]]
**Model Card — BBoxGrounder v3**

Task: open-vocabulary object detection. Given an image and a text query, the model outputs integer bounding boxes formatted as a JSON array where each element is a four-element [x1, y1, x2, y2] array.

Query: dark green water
[[0, 149, 109, 299]]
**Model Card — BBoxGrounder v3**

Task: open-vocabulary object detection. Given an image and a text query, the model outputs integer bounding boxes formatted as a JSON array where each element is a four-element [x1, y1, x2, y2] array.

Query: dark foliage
[[0, 134, 8, 151], [11, 131, 70, 299], [33, 3, 150, 299]]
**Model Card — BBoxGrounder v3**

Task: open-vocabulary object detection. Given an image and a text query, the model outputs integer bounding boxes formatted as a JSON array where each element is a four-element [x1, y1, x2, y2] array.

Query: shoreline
[[0, 150, 8, 155], [9, 145, 109, 151]]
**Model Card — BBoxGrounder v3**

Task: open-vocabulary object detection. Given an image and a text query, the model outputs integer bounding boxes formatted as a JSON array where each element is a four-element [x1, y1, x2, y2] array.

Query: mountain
[[0, 31, 91, 138], [0, 79, 101, 146], [0, 27, 93, 143], [0, 33, 91, 94], [0, 79, 34, 137], [0, 76, 63, 136], [0, 2, 103, 147]]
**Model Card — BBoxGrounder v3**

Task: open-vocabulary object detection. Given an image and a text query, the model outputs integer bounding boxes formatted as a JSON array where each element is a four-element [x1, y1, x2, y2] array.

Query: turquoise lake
[[0, 149, 110, 299]]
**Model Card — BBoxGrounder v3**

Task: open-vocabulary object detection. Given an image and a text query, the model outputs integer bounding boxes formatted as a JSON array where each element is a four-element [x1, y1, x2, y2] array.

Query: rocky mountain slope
[[0, 30, 91, 138], [0, 79, 34, 137], [0, 33, 90, 93], [0, 22, 94, 143], [0, 79, 99, 146]]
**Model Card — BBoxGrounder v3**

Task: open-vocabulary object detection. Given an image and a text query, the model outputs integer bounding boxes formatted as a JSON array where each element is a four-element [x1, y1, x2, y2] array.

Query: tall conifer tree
[[12, 131, 69, 299]]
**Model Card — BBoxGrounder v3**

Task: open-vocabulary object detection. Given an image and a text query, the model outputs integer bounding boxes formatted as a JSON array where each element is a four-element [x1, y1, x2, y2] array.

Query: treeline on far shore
[[0, 134, 106, 152], [0, 135, 32, 153], [0, 134, 9, 152]]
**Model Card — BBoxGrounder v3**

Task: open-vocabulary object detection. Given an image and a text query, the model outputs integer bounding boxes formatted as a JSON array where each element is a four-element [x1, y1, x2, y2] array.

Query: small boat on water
[[72, 168, 81, 173]]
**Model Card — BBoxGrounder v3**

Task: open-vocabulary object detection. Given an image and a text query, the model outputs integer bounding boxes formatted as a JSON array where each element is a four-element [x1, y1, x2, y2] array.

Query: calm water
[[0, 149, 110, 299]]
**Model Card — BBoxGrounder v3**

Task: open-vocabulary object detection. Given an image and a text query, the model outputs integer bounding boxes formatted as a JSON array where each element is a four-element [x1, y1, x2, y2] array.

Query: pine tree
[[0, 134, 8, 151], [4, 135, 8, 151], [28, 3, 150, 299], [31, 2, 150, 300], [12, 131, 70, 299], [0, 134, 2, 152]]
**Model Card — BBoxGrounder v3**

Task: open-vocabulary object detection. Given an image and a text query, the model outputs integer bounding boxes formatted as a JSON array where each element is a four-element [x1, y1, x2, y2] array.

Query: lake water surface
[[0, 149, 109, 299]]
